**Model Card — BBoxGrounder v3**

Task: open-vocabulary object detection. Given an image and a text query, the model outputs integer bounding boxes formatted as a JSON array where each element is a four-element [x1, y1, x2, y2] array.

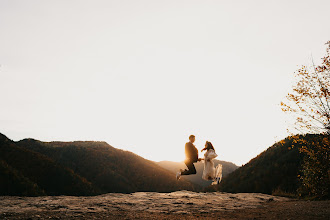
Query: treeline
[[0, 133, 196, 196]]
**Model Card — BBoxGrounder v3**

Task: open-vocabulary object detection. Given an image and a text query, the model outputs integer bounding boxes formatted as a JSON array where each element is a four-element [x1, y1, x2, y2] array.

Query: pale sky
[[1, 0, 330, 165]]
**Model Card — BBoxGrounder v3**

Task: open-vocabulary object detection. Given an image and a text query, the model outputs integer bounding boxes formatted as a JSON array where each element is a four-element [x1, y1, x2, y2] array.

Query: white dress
[[202, 149, 223, 184]]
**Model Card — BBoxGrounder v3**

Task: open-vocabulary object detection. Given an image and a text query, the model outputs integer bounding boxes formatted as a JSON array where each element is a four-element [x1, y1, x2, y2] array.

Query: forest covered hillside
[[0, 133, 196, 196], [210, 135, 327, 195]]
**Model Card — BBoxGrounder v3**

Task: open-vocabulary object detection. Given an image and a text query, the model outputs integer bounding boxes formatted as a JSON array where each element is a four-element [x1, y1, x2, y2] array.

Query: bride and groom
[[176, 135, 222, 185]]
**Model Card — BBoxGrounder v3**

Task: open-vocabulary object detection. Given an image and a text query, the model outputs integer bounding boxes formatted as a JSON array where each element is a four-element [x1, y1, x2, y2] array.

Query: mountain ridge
[[0, 132, 197, 196]]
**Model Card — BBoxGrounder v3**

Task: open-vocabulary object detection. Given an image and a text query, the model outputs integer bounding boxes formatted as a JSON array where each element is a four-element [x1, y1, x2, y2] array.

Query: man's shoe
[[176, 172, 181, 180]]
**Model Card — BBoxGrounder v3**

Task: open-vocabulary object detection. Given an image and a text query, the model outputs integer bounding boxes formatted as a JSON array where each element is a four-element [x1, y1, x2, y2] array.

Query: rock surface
[[0, 191, 329, 219]]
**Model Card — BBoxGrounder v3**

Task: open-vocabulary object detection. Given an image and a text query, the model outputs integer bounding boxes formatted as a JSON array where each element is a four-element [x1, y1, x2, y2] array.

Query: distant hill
[[0, 133, 196, 196], [157, 160, 238, 187], [210, 135, 312, 195], [0, 133, 96, 196]]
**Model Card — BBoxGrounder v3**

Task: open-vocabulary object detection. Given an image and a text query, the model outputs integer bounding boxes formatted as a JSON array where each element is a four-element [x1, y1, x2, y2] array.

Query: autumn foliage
[[281, 41, 330, 134], [297, 135, 329, 198]]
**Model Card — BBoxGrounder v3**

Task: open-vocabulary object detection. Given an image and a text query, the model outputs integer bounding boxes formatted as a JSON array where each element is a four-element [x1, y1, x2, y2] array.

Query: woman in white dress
[[201, 141, 222, 185]]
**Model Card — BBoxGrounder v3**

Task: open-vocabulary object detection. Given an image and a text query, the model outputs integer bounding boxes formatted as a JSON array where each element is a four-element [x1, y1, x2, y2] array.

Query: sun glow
[[1, 0, 330, 165]]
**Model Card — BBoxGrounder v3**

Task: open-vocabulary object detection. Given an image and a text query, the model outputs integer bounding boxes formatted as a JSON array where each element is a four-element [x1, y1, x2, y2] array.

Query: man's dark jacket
[[185, 142, 198, 163]]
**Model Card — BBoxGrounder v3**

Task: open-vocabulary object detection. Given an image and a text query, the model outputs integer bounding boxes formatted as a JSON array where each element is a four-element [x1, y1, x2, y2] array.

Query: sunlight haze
[[1, 0, 330, 165]]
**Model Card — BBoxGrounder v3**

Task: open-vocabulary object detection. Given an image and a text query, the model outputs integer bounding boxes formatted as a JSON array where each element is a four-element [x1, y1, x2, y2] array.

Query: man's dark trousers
[[181, 160, 196, 175]]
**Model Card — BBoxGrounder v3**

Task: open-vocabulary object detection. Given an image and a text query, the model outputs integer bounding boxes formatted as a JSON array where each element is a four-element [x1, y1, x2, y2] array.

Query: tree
[[298, 135, 329, 198], [281, 41, 330, 199], [281, 41, 330, 134]]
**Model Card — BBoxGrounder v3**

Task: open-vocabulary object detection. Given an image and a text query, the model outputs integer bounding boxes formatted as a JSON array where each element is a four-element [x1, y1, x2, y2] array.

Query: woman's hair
[[202, 141, 215, 151]]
